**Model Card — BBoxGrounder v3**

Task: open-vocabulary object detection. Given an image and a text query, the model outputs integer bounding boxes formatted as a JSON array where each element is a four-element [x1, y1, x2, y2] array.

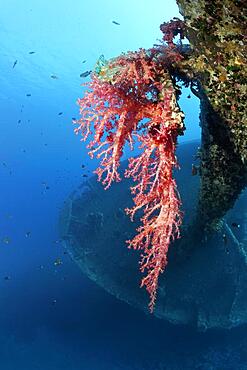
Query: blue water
[[1, 1, 246, 369]]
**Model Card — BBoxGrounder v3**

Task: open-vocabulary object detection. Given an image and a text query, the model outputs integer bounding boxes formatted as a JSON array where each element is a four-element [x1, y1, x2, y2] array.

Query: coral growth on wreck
[[74, 0, 247, 310]]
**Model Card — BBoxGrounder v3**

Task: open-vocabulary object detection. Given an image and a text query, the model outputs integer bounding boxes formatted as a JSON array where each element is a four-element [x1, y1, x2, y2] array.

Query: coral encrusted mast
[[74, 0, 247, 311]]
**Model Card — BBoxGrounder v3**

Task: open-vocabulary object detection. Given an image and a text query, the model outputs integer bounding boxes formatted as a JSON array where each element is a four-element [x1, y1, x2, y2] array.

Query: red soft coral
[[125, 92, 183, 311], [76, 77, 137, 188], [75, 49, 184, 311]]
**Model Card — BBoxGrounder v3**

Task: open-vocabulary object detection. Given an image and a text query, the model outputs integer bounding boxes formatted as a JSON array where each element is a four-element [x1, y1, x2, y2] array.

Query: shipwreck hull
[[59, 141, 247, 330]]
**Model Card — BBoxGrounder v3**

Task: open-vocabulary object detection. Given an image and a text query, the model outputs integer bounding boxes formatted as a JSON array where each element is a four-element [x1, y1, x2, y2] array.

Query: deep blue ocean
[[0, 1, 246, 369]]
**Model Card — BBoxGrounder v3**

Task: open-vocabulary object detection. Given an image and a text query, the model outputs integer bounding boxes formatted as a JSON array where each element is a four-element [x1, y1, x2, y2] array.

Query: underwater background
[[0, 0, 247, 369]]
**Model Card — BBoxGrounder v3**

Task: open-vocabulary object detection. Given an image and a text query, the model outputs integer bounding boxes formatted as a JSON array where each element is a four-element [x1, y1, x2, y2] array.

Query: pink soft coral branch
[[75, 49, 185, 311], [125, 132, 182, 311], [75, 77, 140, 188]]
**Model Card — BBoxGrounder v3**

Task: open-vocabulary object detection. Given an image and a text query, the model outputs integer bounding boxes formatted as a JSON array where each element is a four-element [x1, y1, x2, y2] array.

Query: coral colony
[[74, 20, 186, 311]]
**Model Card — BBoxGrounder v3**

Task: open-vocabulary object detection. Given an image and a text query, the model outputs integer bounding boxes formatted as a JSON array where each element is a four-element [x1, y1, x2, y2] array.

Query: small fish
[[2, 237, 11, 245], [58, 112, 63, 115], [187, 94, 191, 99], [2, 162, 7, 167], [39, 265, 44, 270], [222, 234, 228, 245], [54, 258, 63, 266], [82, 60, 86, 64], [29, 51, 35, 54], [26, 94, 31, 97], [191, 164, 198, 176], [72, 117, 76, 121], [12, 60, 18, 68], [25, 231, 31, 238], [50, 75, 59, 79], [45, 186, 50, 190], [52, 299, 57, 305], [80, 70, 91, 78], [82, 174, 88, 177], [18, 119, 21, 124], [4, 276, 11, 281], [231, 222, 240, 229], [112, 20, 120, 25], [81, 164, 85, 168]]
